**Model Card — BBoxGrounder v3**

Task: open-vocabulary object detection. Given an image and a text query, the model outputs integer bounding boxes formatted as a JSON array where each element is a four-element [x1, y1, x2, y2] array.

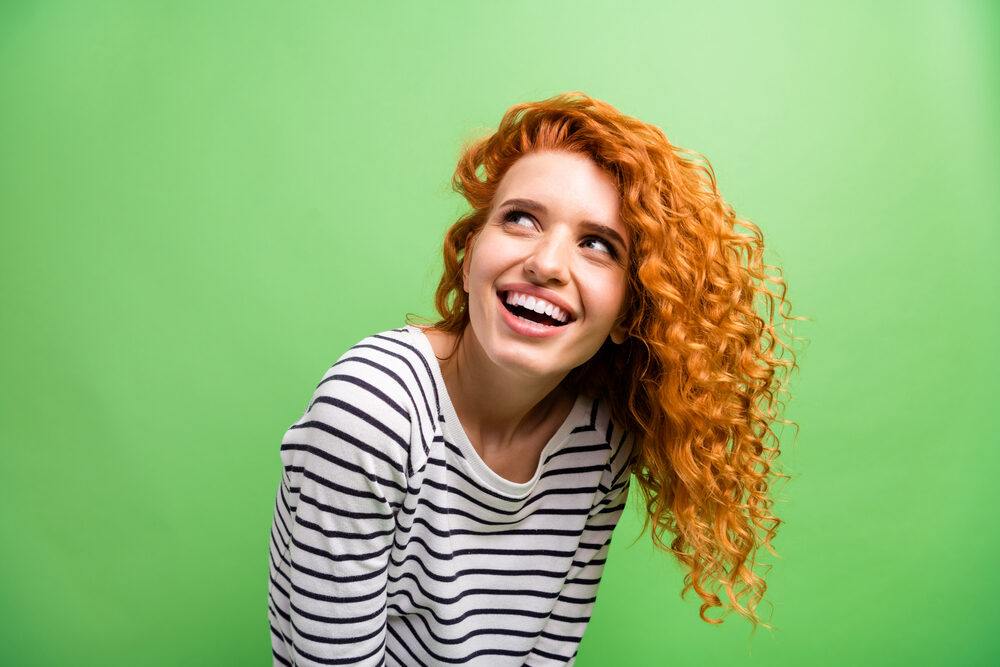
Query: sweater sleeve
[[268, 359, 414, 667], [525, 431, 634, 667]]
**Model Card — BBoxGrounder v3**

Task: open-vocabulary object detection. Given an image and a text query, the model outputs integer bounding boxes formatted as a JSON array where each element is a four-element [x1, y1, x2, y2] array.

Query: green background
[[2, 1, 997, 665]]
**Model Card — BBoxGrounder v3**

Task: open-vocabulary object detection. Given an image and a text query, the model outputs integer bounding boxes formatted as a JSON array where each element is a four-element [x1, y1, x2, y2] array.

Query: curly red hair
[[432, 92, 798, 626]]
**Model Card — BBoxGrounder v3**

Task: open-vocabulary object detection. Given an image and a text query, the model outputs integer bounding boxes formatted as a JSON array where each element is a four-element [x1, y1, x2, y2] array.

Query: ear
[[610, 325, 627, 345], [462, 232, 477, 293], [610, 292, 632, 345]]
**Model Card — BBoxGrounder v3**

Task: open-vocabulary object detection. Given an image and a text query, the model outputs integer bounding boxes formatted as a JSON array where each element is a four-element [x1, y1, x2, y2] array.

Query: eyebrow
[[495, 198, 629, 250]]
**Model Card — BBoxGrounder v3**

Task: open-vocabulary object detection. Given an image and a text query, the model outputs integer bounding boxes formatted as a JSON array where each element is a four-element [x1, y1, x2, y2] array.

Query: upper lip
[[496, 283, 577, 321]]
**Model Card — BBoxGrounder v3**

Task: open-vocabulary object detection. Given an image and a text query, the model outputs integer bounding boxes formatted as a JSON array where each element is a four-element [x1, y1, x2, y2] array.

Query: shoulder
[[316, 327, 437, 412], [281, 328, 437, 480], [309, 327, 440, 461]]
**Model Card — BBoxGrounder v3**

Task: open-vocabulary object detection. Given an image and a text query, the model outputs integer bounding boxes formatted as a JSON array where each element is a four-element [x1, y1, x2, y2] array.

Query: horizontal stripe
[[388, 570, 560, 605], [543, 441, 609, 464], [400, 612, 542, 645], [288, 599, 385, 626], [310, 395, 410, 449], [387, 588, 551, 625], [294, 467, 391, 505], [391, 616, 533, 664], [287, 576, 386, 606], [421, 477, 597, 516], [294, 516, 394, 542], [398, 514, 585, 541], [399, 496, 591, 527], [289, 530, 393, 563], [286, 423, 406, 477], [529, 645, 575, 662], [289, 558, 388, 591], [295, 490, 395, 522], [389, 552, 570, 583], [286, 620, 385, 665], [317, 371, 408, 420], [269, 327, 634, 666], [292, 617, 386, 645]]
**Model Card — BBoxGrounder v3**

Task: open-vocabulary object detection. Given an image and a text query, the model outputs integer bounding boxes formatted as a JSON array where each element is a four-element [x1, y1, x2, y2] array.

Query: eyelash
[[582, 237, 616, 258], [499, 208, 618, 260], [502, 209, 536, 229]]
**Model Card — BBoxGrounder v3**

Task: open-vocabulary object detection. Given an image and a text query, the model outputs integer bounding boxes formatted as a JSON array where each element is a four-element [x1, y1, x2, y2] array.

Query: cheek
[[465, 257, 497, 308], [463, 252, 489, 295], [586, 271, 629, 319], [466, 244, 508, 292], [612, 278, 629, 315]]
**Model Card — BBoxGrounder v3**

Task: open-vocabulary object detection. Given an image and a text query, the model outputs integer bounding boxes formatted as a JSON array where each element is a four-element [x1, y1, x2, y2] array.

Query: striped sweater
[[268, 326, 633, 666]]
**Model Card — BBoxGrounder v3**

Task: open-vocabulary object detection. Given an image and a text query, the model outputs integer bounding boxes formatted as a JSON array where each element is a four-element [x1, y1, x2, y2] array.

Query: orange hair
[[432, 92, 798, 626]]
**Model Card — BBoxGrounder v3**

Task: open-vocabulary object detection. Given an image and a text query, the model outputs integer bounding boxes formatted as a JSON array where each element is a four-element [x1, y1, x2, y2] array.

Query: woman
[[268, 93, 796, 666]]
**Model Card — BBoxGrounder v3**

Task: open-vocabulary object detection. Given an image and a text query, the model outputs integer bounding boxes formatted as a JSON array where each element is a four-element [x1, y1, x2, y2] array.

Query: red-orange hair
[[432, 92, 798, 626]]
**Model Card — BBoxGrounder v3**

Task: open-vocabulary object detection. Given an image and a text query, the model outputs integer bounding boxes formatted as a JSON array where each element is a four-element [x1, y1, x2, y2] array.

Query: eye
[[581, 236, 616, 258], [502, 209, 536, 229]]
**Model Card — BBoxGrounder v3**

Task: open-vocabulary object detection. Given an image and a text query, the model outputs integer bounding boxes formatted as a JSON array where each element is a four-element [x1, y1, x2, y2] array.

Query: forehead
[[492, 151, 623, 229]]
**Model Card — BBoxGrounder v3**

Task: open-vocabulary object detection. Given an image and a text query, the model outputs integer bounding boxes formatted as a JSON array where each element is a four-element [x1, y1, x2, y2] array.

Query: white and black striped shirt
[[268, 326, 633, 666]]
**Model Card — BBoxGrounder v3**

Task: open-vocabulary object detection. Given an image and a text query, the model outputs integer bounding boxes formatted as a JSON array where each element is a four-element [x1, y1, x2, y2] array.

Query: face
[[461, 150, 629, 383]]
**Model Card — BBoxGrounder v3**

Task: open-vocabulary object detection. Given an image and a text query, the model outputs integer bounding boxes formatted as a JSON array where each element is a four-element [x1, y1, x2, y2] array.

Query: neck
[[430, 327, 571, 451]]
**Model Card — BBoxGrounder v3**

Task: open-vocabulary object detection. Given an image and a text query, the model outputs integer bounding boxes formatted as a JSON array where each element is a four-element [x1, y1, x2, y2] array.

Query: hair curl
[[432, 92, 798, 626]]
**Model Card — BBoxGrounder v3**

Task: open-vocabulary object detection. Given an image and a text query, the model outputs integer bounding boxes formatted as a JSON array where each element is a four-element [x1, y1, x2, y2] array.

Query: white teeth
[[501, 291, 571, 324]]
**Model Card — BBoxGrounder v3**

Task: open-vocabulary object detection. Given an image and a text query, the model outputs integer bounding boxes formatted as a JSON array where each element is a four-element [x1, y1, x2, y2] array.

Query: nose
[[524, 230, 571, 285]]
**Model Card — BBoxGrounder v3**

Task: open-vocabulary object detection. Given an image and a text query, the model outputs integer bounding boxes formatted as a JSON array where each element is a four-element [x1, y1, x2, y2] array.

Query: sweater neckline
[[405, 325, 586, 495]]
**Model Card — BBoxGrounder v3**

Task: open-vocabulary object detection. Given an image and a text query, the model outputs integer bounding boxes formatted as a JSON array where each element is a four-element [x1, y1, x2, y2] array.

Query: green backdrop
[[2, 1, 997, 665]]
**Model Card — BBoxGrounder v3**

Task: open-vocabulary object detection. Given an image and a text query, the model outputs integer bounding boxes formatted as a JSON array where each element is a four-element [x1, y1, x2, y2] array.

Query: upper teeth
[[504, 291, 570, 323]]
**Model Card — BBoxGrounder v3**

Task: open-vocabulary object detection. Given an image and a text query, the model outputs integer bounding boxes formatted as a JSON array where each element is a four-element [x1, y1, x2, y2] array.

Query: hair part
[[433, 92, 799, 627]]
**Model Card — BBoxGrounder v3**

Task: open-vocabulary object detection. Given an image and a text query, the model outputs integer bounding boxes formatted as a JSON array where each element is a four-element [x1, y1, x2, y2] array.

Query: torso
[[268, 327, 636, 666]]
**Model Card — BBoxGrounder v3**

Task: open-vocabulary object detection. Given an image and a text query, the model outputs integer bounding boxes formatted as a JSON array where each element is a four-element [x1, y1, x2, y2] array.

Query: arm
[[268, 362, 413, 667], [524, 432, 633, 666]]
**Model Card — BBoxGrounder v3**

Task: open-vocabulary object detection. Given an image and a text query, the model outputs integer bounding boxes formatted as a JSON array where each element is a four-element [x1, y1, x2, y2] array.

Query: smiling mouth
[[499, 290, 573, 328]]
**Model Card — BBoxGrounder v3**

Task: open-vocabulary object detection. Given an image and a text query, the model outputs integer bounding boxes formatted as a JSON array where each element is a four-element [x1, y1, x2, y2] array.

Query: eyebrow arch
[[496, 197, 628, 250], [497, 198, 548, 214]]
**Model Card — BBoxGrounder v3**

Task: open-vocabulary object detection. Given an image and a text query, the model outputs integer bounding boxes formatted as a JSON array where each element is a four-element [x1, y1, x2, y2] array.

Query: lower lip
[[497, 294, 568, 338]]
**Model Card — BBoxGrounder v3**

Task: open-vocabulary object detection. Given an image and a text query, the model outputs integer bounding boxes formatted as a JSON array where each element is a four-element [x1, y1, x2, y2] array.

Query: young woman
[[268, 93, 796, 666]]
